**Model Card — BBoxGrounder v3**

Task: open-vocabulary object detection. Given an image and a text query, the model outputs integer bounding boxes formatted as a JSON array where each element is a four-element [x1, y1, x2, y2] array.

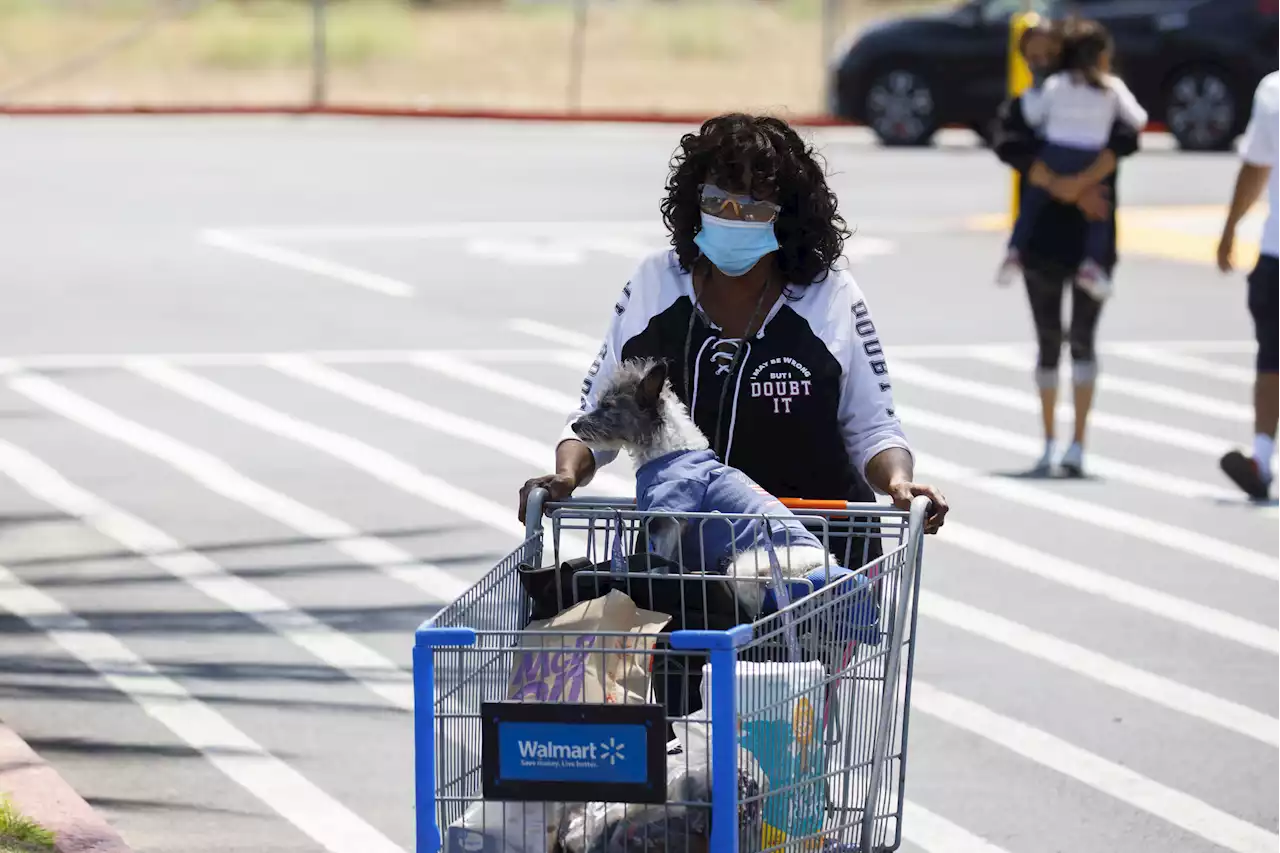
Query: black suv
[[830, 0, 1279, 150]]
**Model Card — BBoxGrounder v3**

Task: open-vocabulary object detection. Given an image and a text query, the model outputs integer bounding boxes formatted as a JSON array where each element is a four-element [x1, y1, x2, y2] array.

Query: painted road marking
[[414, 352, 580, 414], [917, 452, 1277, 581], [264, 357, 560, 495], [973, 347, 1254, 424], [0, 562, 405, 853], [891, 360, 1232, 457], [202, 221, 893, 268], [911, 683, 1278, 853], [0, 341, 1257, 373], [205, 203, 1258, 270], [8, 371, 470, 603], [937, 523, 1278, 655], [201, 230, 415, 297], [898, 407, 1247, 504], [965, 205, 1265, 267], [1108, 345, 1257, 385], [0, 349, 591, 371], [0, 437, 416, 710], [918, 592, 1278, 746], [126, 359, 530, 538], [902, 803, 1014, 853]]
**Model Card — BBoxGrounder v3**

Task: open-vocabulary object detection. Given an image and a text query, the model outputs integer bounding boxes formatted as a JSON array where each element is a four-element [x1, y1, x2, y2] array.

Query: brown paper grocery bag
[[508, 589, 670, 705]]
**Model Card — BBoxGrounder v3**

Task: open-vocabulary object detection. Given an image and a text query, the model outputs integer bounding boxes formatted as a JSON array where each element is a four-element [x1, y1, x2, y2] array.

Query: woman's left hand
[[886, 481, 949, 534]]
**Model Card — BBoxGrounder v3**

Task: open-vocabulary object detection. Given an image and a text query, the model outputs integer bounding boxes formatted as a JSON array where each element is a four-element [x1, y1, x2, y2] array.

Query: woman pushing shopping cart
[[407, 113, 946, 852]]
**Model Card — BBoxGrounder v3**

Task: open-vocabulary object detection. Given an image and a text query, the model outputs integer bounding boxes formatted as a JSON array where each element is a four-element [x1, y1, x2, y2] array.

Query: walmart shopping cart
[[413, 490, 930, 852]]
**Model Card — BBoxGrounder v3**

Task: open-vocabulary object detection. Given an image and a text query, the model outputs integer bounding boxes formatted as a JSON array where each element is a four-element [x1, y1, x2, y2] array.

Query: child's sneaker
[[1220, 449, 1273, 499], [1075, 259, 1113, 301], [996, 248, 1022, 286]]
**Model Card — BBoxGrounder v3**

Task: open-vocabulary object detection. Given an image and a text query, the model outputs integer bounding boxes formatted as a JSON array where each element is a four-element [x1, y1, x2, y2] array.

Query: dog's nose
[[570, 420, 582, 435]]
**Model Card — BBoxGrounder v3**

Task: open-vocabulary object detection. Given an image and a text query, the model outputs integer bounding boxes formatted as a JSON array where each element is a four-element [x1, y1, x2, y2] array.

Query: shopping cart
[[413, 490, 930, 853]]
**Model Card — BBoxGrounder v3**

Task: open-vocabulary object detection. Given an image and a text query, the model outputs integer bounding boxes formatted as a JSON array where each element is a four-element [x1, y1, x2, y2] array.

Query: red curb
[[0, 103, 1170, 133], [0, 721, 132, 853], [0, 103, 847, 125]]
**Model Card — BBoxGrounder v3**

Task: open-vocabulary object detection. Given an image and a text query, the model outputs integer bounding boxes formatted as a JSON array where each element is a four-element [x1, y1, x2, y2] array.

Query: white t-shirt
[[1022, 72, 1149, 150], [1239, 71, 1279, 259]]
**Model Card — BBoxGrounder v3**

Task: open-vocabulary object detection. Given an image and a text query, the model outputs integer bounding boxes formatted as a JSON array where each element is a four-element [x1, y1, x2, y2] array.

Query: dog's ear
[[635, 360, 668, 409]]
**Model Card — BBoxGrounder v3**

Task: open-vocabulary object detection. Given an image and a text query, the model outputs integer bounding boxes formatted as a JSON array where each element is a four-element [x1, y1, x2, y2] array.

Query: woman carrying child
[[991, 19, 1143, 476]]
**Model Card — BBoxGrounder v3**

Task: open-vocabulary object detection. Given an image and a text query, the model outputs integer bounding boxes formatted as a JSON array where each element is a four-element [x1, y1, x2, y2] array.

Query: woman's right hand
[[517, 474, 577, 524], [1075, 183, 1112, 222]]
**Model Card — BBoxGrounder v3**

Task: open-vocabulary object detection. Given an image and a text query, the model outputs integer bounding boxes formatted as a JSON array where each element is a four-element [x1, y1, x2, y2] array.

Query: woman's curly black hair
[[660, 113, 850, 287]]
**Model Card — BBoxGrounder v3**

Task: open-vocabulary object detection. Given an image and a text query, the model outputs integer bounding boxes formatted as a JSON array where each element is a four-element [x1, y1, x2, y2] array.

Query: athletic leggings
[[1025, 264, 1103, 387]]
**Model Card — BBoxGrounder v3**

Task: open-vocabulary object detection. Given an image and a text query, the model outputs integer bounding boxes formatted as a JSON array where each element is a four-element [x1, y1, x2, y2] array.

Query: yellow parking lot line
[[964, 205, 1264, 267]]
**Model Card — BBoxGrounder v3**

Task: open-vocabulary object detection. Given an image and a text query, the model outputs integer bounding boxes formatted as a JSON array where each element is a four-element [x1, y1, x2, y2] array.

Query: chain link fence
[[0, 0, 940, 116]]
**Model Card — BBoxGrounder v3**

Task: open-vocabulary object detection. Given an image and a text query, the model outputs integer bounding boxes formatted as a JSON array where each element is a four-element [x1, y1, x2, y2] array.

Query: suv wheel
[[865, 68, 937, 147], [1164, 66, 1238, 152]]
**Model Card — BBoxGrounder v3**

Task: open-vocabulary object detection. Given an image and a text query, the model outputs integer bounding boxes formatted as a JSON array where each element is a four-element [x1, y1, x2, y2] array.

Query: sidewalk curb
[[0, 721, 132, 853], [0, 103, 1170, 134]]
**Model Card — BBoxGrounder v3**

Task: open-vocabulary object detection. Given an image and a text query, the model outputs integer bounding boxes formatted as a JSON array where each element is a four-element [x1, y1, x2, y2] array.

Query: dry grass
[[0, 0, 944, 112]]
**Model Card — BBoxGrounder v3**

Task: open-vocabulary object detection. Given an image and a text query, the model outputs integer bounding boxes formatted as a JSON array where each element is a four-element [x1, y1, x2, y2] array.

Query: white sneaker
[[1033, 441, 1055, 474], [1060, 442, 1085, 478], [1076, 260, 1113, 301], [996, 249, 1023, 287]]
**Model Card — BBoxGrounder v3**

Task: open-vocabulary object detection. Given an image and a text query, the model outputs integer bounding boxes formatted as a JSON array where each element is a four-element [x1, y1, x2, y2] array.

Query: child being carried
[[997, 18, 1148, 300]]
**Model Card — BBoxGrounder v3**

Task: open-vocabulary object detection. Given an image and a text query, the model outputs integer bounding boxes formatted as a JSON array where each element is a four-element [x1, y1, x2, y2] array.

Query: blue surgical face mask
[[693, 213, 780, 277]]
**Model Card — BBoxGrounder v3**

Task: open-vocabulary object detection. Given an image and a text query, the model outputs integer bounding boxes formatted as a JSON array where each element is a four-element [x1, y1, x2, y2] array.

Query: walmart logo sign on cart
[[519, 736, 625, 765], [499, 723, 646, 783]]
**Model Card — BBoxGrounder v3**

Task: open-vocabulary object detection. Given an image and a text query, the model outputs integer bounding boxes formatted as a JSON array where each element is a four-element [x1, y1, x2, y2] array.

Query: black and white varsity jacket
[[559, 250, 913, 502]]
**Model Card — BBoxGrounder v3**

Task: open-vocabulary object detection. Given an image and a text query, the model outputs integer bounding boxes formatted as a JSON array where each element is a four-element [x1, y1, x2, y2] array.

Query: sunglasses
[[699, 184, 781, 223]]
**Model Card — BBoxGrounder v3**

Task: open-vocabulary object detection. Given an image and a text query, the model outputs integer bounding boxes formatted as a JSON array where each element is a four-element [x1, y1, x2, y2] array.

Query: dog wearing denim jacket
[[570, 358, 831, 615]]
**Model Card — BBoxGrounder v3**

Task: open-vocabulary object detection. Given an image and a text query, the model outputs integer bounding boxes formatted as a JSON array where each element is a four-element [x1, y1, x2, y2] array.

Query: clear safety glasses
[[698, 183, 781, 223]]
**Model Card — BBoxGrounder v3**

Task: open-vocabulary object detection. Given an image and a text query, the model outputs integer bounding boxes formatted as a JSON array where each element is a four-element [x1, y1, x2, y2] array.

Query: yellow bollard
[[1008, 10, 1040, 224]]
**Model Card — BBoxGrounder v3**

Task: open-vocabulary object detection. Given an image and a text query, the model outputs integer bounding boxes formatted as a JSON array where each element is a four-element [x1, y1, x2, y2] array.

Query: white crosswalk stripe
[[972, 347, 1256, 423], [911, 683, 1278, 853], [1109, 344, 1257, 385], [0, 559, 406, 853], [0, 335, 1273, 853], [891, 360, 1234, 456]]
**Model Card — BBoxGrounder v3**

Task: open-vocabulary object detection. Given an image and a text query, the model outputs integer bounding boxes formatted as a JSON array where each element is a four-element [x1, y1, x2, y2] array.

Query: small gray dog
[[571, 359, 830, 612]]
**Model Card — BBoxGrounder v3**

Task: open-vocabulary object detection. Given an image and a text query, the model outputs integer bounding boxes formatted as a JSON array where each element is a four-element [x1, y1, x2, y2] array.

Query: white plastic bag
[[444, 801, 562, 853]]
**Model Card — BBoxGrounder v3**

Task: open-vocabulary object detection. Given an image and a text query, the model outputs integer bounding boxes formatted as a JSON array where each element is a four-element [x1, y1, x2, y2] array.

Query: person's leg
[[1256, 370, 1278, 464], [1223, 256, 1279, 497], [1063, 275, 1105, 476], [1024, 264, 1067, 469]]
